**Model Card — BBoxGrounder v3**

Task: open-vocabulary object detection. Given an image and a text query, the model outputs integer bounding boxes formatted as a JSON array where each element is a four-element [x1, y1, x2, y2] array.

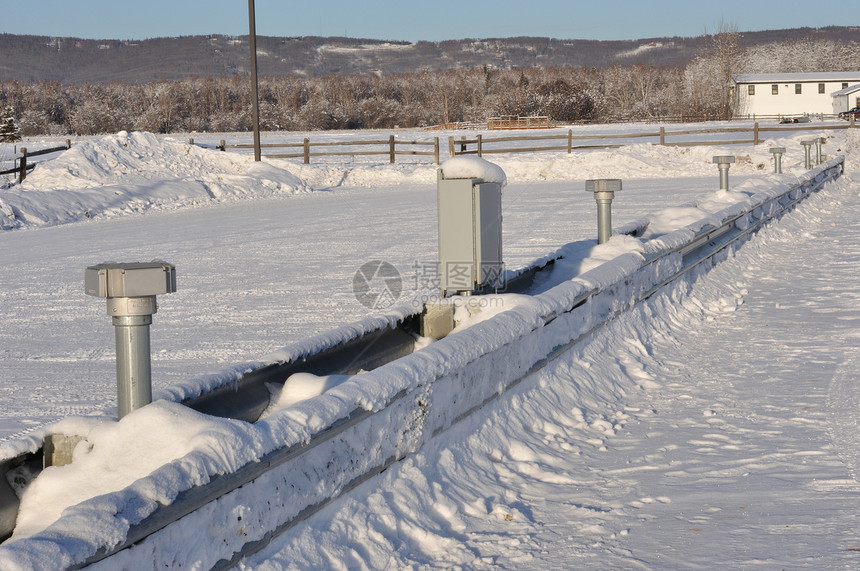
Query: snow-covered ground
[[244, 173, 860, 569], [0, 125, 783, 441], [1, 122, 859, 568]]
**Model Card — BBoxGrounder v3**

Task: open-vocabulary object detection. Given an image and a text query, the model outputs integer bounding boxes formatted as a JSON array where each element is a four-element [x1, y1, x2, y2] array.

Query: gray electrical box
[[437, 170, 503, 295], [85, 262, 177, 298]]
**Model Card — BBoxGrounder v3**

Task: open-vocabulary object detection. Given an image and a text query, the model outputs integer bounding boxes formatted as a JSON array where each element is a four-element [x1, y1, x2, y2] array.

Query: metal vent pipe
[[769, 147, 786, 174], [712, 156, 735, 190], [85, 262, 176, 418], [585, 179, 623, 244]]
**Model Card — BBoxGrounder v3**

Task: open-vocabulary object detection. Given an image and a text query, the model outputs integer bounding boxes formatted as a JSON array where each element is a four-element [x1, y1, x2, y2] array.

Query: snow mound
[[22, 131, 304, 192], [261, 372, 354, 418], [1, 131, 311, 229], [10, 400, 259, 542]]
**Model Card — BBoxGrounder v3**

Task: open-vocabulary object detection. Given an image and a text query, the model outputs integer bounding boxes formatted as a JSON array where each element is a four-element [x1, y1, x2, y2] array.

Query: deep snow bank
[[0, 131, 310, 230]]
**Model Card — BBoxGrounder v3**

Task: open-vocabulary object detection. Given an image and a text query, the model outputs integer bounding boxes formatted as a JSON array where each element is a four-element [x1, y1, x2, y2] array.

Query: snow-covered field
[[0, 125, 784, 440], [1, 122, 859, 568]]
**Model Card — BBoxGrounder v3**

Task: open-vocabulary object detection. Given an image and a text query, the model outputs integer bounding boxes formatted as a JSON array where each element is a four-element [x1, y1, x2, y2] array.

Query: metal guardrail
[[0, 157, 845, 569]]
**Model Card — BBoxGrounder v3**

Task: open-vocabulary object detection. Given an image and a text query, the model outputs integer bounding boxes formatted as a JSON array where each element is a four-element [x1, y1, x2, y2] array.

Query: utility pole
[[248, 0, 261, 161]]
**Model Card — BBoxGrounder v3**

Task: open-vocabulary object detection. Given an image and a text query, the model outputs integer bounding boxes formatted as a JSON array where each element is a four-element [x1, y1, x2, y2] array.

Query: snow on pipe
[[585, 179, 623, 244], [0, 158, 845, 566], [84, 262, 177, 419], [712, 155, 735, 191]]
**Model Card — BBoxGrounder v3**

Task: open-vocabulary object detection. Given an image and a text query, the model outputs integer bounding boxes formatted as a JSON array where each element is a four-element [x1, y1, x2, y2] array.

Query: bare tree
[[711, 20, 741, 120]]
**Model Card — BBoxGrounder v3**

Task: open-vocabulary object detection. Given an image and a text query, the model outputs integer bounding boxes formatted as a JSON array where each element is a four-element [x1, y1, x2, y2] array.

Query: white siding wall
[[736, 80, 851, 116]]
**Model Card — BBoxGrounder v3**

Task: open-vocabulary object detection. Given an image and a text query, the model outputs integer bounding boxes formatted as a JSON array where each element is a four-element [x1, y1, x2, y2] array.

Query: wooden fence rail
[[0, 140, 71, 183], [448, 118, 858, 157], [487, 116, 550, 130], [215, 135, 441, 165], [4, 118, 855, 188], [205, 117, 858, 165]]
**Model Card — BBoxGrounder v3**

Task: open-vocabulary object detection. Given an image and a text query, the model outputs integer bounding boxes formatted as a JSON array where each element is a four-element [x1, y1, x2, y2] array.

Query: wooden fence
[[487, 116, 550, 130], [4, 118, 856, 187], [447, 118, 858, 157], [215, 135, 440, 165], [423, 121, 482, 131], [207, 117, 858, 165], [0, 140, 71, 183]]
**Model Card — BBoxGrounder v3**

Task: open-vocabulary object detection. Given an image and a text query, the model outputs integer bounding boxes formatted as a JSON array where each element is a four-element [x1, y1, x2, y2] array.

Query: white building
[[732, 72, 860, 118], [832, 83, 860, 113]]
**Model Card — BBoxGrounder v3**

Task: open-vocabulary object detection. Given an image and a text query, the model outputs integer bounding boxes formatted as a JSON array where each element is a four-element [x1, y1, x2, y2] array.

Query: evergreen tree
[[0, 106, 22, 142]]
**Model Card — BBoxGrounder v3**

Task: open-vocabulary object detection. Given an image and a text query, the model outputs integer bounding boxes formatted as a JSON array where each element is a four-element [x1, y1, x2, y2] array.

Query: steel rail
[[0, 158, 844, 567]]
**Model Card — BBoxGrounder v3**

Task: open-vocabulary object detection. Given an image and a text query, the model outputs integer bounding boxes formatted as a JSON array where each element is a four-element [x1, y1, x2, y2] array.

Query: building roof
[[733, 72, 860, 84], [832, 83, 860, 96]]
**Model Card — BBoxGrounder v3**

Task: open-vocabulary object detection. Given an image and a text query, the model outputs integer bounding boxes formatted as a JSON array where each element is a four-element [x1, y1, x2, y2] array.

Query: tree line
[[0, 36, 855, 137]]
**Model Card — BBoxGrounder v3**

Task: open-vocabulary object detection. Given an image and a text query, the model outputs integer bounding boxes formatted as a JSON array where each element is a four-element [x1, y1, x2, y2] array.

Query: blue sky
[[1, 0, 855, 42]]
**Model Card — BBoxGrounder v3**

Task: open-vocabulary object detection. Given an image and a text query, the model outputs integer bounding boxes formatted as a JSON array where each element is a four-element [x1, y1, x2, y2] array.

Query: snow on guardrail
[[0, 156, 844, 569]]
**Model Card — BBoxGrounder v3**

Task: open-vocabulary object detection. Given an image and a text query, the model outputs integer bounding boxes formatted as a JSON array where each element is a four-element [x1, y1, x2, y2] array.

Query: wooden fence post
[[18, 148, 27, 183], [201, 123, 840, 167]]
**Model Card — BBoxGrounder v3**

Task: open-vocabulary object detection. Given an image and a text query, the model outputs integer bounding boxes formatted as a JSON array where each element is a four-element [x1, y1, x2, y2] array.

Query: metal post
[[111, 306, 154, 418], [712, 156, 735, 191], [248, 0, 261, 162], [586, 179, 623, 244], [815, 137, 826, 165], [85, 262, 176, 419], [769, 147, 785, 174], [801, 140, 814, 169]]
